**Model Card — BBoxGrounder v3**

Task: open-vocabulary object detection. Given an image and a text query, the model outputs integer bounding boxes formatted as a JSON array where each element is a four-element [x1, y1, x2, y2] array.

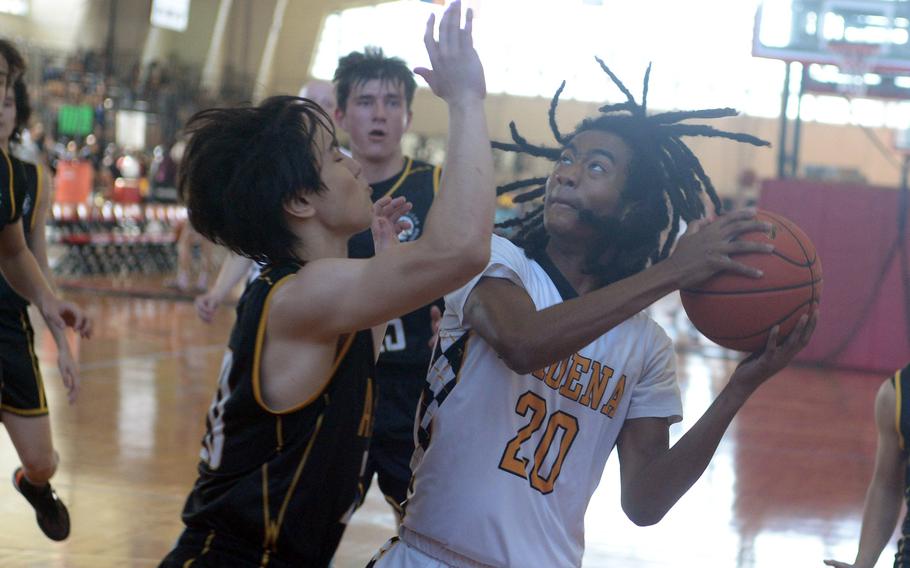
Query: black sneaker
[[12, 467, 71, 541]]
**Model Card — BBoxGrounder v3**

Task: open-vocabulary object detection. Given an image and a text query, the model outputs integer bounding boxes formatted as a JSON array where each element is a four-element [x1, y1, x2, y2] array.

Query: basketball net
[[828, 42, 881, 99]]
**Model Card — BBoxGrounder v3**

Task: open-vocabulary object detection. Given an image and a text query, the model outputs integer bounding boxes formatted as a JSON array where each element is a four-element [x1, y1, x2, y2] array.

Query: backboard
[[754, 0, 910, 98], [754, 0, 910, 73]]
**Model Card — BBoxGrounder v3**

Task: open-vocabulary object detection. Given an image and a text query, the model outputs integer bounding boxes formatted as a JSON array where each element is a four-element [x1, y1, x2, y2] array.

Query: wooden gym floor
[[0, 288, 897, 567]]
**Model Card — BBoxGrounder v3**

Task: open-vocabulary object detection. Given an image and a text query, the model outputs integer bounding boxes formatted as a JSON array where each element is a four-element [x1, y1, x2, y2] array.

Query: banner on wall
[[151, 0, 190, 32]]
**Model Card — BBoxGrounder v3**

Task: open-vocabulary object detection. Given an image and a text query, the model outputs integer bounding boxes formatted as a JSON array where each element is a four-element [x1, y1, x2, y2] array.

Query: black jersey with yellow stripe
[[179, 262, 377, 566], [0, 157, 43, 309], [348, 157, 443, 439], [0, 148, 26, 231]]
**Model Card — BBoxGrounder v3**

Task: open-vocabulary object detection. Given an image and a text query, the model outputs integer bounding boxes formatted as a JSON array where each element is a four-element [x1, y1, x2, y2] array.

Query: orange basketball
[[680, 210, 822, 352]]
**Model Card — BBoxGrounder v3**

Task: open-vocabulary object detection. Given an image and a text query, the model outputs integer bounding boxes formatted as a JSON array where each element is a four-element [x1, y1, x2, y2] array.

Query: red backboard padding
[[759, 179, 909, 373]]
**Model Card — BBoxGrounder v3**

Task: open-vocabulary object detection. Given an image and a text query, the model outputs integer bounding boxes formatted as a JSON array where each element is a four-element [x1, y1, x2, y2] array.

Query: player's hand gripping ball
[[681, 210, 822, 352]]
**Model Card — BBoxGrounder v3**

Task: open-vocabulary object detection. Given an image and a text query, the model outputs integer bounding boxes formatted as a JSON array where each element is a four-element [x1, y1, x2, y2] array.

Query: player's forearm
[[210, 252, 252, 298], [31, 235, 57, 294], [45, 313, 71, 353], [622, 381, 751, 525], [422, 99, 493, 268], [0, 246, 56, 308], [502, 262, 679, 373], [853, 483, 902, 567]]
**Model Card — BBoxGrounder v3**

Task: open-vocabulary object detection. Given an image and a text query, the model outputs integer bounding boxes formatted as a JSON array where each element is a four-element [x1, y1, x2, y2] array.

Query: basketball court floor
[[0, 289, 894, 567]]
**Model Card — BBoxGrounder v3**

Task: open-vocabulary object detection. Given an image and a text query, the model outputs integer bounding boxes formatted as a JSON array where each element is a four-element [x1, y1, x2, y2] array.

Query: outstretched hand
[[194, 292, 222, 324], [41, 296, 93, 339], [668, 209, 775, 290], [731, 309, 819, 391], [372, 196, 413, 253], [822, 561, 857, 568], [414, 1, 486, 103]]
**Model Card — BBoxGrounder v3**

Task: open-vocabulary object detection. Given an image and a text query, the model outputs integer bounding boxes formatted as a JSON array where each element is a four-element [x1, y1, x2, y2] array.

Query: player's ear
[[284, 192, 316, 220]]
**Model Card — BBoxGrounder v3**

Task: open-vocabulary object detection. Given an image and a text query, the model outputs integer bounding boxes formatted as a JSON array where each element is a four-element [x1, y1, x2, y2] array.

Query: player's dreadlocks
[[494, 59, 770, 287]]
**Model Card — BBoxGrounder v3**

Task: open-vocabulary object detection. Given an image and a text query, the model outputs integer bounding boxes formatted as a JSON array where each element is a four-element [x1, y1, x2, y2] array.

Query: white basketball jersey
[[402, 235, 682, 568]]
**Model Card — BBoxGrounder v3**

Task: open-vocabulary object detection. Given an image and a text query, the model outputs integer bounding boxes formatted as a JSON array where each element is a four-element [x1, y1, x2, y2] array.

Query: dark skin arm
[[466, 263, 817, 525], [614, 314, 816, 525], [463, 211, 773, 374], [462, 209, 817, 526]]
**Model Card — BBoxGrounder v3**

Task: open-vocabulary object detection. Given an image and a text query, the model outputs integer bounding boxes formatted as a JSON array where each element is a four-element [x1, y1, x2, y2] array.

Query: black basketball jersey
[[0, 157, 43, 309], [0, 148, 26, 231], [348, 157, 443, 438], [896, 363, 910, 567], [179, 262, 377, 566]]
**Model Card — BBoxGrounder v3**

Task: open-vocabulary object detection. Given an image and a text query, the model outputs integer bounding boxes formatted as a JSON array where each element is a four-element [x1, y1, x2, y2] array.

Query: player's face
[[313, 126, 374, 234], [0, 86, 15, 143], [336, 79, 412, 165], [543, 129, 632, 242]]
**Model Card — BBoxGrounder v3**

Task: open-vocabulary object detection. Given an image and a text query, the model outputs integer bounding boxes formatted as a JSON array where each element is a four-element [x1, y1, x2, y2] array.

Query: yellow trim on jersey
[[261, 462, 273, 549], [384, 492, 404, 515], [0, 404, 49, 416], [262, 412, 325, 552], [357, 376, 374, 437], [202, 531, 215, 555], [180, 530, 215, 567], [21, 311, 46, 410], [1, 148, 16, 220], [896, 368, 905, 451], [432, 164, 442, 196], [281, 333, 356, 413], [382, 157, 413, 198], [250, 273, 295, 414], [251, 273, 359, 415], [31, 164, 43, 232], [275, 416, 284, 452], [254, 330, 356, 415], [258, 265, 275, 284]]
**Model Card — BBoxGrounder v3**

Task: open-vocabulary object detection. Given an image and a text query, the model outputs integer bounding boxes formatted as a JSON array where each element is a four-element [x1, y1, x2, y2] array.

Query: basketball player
[[334, 44, 445, 521], [370, 62, 818, 567], [168, 133, 213, 295], [824, 363, 910, 568], [161, 4, 492, 566], [194, 80, 339, 324], [167, 222, 214, 293], [299, 78, 337, 120], [0, 77, 80, 541], [193, 252, 255, 323], [0, 42, 89, 335]]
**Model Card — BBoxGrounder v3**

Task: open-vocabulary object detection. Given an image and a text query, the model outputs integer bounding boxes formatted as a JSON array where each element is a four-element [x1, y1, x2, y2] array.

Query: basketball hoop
[[828, 42, 881, 99]]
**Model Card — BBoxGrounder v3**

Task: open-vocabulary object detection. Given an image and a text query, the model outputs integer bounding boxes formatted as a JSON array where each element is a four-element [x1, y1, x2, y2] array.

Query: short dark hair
[[496, 59, 770, 287], [178, 96, 335, 265], [333, 47, 416, 111], [10, 79, 30, 143], [0, 39, 25, 81]]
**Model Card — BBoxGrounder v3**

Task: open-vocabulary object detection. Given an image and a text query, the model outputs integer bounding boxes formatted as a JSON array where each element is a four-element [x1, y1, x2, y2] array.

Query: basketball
[[680, 210, 822, 352]]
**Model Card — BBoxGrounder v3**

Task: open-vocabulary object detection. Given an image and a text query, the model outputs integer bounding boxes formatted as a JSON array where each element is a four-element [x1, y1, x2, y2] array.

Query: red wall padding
[[759, 179, 909, 373]]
